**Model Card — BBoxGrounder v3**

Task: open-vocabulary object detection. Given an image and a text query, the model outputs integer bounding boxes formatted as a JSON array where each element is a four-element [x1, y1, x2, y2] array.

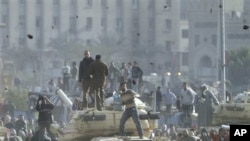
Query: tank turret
[[212, 91, 250, 125], [52, 89, 160, 140]]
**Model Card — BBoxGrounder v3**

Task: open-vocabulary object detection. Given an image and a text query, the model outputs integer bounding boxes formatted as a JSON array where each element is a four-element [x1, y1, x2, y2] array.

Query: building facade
[[186, 0, 246, 84], [0, 0, 182, 78]]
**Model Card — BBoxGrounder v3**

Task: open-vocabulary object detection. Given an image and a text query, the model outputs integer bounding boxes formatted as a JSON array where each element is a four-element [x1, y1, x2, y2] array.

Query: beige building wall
[[0, 0, 182, 75], [8, 0, 19, 48], [26, 0, 36, 48]]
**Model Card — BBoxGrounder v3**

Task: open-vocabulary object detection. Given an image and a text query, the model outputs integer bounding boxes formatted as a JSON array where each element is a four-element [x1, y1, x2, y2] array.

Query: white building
[[0, 0, 184, 79]]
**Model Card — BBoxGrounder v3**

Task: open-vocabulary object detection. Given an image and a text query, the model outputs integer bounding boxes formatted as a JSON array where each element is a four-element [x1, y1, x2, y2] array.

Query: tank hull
[[57, 109, 158, 141], [212, 102, 250, 125]]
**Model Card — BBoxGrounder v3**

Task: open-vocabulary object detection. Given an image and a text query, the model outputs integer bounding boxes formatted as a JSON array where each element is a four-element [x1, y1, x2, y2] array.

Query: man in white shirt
[[62, 61, 71, 92]]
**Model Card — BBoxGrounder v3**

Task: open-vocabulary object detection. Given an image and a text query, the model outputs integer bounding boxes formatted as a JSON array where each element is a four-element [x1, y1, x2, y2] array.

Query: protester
[[119, 62, 129, 85], [119, 82, 144, 139], [131, 61, 143, 92], [15, 114, 27, 135], [196, 84, 219, 127], [70, 61, 78, 92], [78, 50, 94, 109], [87, 55, 108, 111], [34, 95, 56, 141], [62, 61, 71, 91], [180, 82, 196, 128], [164, 87, 177, 115], [180, 82, 195, 114], [156, 86, 162, 112], [107, 62, 120, 93]]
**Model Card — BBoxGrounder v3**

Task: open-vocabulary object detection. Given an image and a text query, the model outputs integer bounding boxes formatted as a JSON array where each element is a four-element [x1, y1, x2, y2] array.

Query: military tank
[[212, 91, 250, 125], [53, 89, 159, 141]]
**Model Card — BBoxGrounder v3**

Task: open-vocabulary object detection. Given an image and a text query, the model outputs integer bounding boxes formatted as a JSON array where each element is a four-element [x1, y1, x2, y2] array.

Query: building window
[[86, 17, 92, 29], [53, 4, 60, 15], [101, 0, 107, 7], [182, 52, 189, 66], [87, 0, 92, 7], [19, 37, 26, 46], [36, 38, 42, 49], [116, 0, 122, 7], [194, 34, 200, 47], [228, 33, 250, 39], [132, 19, 138, 27], [116, 18, 122, 32], [165, 19, 171, 32], [2, 0, 8, 4], [36, 4, 42, 15], [69, 17, 77, 33], [36, 17, 41, 27], [19, 0, 25, 4], [71, 0, 76, 5], [149, 20, 154, 28], [19, 2, 26, 16], [165, 41, 171, 51], [53, 0, 59, 4], [2, 4, 8, 15], [86, 39, 91, 46], [53, 16, 59, 28], [166, 0, 171, 8], [200, 56, 212, 67], [182, 29, 188, 38], [101, 18, 104, 26], [132, 0, 138, 9], [195, 22, 217, 28], [2, 37, 9, 48], [36, 0, 41, 4], [2, 15, 8, 24], [19, 16, 25, 26]]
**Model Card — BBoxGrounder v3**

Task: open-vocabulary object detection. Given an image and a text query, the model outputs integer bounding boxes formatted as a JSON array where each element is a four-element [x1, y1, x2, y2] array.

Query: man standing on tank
[[119, 82, 144, 139], [88, 55, 108, 111], [78, 50, 94, 109]]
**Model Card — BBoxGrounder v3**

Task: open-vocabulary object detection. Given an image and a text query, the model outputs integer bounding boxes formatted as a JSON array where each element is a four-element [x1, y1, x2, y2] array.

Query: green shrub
[[3, 88, 29, 111]]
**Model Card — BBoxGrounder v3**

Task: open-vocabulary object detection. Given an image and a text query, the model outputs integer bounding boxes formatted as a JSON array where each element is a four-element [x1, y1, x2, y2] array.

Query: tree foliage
[[48, 37, 85, 62], [2, 88, 29, 111], [2, 47, 38, 71], [228, 47, 250, 89]]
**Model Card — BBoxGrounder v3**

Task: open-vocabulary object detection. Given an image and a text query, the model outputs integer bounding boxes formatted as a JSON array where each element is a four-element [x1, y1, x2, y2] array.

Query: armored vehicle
[[212, 91, 250, 125], [48, 89, 160, 141]]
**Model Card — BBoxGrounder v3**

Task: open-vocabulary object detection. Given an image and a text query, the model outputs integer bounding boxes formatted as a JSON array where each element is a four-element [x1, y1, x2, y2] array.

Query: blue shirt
[[164, 91, 177, 105]]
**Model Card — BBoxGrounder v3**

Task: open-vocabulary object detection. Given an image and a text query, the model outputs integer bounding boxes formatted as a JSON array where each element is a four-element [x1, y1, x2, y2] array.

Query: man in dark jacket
[[108, 62, 120, 93], [156, 86, 162, 112], [36, 95, 55, 141], [131, 61, 143, 93], [88, 55, 108, 111], [78, 50, 94, 109], [15, 114, 27, 135]]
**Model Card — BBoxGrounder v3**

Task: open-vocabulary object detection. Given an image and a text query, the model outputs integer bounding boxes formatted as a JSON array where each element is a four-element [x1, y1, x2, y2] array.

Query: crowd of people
[[0, 94, 65, 141], [0, 49, 232, 140], [152, 124, 230, 141], [44, 49, 228, 140], [68, 50, 143, 111]]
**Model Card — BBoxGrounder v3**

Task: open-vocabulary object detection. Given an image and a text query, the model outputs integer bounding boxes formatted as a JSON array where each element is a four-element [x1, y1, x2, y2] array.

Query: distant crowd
[[0, 50, 232, 140]]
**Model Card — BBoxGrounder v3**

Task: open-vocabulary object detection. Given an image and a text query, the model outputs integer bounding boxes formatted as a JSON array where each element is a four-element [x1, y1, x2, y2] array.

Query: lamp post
[[0, 23, 6, 57], [166, 71, 182, 89], [219, 0, 226, 103], [0, 23, 6, 91]]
